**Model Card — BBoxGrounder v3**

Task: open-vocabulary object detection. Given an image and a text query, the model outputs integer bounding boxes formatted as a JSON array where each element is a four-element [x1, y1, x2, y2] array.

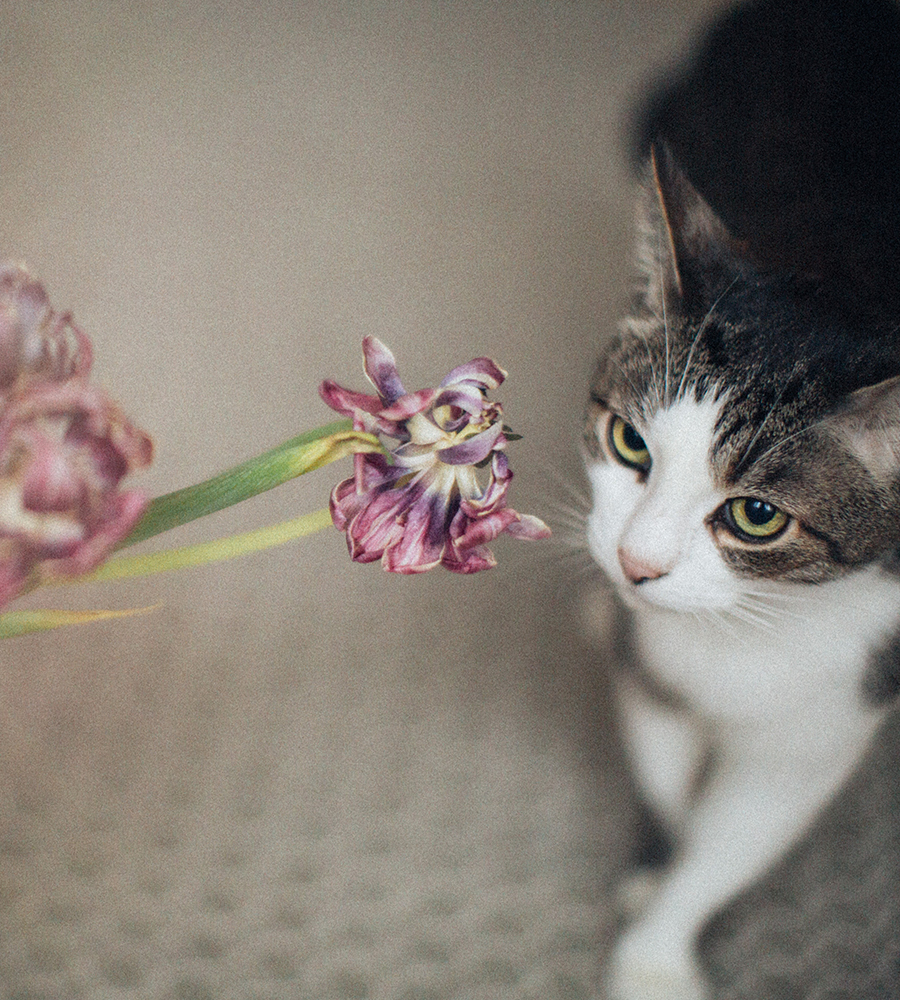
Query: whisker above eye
[[729, 359, 804, 476], [675, 277, 738, 401], [660, 232, 672, 409]]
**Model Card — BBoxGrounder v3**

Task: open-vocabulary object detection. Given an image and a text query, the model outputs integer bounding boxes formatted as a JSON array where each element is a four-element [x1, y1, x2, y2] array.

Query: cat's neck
[[630, 565, 900, 731]]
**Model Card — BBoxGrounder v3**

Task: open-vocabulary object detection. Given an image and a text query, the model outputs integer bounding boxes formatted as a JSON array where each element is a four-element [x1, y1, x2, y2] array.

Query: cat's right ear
[[822, 375, 900, 484], [638, 144, 747, 318]]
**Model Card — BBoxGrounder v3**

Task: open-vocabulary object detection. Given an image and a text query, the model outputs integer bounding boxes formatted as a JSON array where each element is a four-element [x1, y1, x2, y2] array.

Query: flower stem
[[119, 420, 380, 548], [80, 507, 334, 583], [0, 606, 157, 638]]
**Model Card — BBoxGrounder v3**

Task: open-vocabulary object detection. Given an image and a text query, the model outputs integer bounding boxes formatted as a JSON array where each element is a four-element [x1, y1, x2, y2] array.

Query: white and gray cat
[[586, 1, 900, 997]]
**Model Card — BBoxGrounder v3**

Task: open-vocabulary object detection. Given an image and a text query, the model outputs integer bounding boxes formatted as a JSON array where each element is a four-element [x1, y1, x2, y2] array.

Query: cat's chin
[[613, 576, 734, 615]]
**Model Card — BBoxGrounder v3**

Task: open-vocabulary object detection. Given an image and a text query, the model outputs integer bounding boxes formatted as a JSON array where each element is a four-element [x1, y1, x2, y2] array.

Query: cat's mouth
[[617, 576, 682, 612], [614, 567, 736, 615]]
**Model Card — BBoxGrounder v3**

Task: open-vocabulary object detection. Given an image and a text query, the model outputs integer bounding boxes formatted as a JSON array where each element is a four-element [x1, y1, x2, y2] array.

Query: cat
[[585, 1, 900, 997]]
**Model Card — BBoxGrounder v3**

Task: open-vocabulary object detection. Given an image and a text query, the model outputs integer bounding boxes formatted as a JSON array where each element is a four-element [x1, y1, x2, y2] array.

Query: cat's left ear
[[823, 375, 900, 482], [639, 144, 748, 317]]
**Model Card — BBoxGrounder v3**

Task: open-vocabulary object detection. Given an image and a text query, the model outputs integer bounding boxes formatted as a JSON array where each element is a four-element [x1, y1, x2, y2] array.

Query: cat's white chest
[[607, 570, 900, 1000], [632, 568, 900, 732]]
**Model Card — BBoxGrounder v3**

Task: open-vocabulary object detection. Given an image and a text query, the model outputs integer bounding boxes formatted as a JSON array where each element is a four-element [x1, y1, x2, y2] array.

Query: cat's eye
[[608, 415, 651, 472], [724, 497, 789, 541]]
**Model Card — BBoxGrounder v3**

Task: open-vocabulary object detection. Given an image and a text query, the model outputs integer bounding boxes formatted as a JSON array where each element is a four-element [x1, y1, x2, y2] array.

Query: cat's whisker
[[635, 326, 663, 414], [548, 546, 606, 585], [728, 602, 780, 631], [729, 363, 801, 477], [675, 277, 739, 401], [545, 527, 591, 555], [737, 590, 819, 615], [736, 603, 802, 626], [659, 232, 672, 409], [546, 514, 588, 539], [531, 468, 593, 545], [550, 482, 591, 515], [699, 607, 744, 638], [737, 585, 817, 600]]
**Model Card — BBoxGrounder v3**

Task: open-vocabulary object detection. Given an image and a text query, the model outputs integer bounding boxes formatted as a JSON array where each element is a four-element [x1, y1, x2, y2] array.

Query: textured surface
[[0, 2, 722, 998]]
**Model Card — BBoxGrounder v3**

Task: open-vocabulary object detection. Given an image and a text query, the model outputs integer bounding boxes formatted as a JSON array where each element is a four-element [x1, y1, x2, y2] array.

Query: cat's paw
[[605, 924, 709, 1000]]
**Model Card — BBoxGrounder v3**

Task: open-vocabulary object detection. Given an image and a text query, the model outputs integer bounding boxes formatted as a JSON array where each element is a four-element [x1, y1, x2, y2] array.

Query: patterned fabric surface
[[0, 615, 629, 999]]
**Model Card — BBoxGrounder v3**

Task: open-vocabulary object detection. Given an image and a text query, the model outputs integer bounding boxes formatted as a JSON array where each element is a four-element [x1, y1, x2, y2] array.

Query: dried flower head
[[320, 336, 550, 573], [0, 264, 152, 604]]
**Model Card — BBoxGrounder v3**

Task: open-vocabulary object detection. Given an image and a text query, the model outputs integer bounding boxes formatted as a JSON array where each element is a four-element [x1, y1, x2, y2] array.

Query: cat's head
[[585, 147, 900, 614]]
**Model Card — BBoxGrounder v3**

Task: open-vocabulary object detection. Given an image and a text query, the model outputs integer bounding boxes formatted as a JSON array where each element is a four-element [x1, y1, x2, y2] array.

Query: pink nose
[[617, 548, 668, 585]]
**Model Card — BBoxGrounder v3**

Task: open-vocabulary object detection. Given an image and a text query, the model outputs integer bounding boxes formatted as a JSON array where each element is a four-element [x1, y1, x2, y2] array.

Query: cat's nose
[[617, 547, 668, 585]]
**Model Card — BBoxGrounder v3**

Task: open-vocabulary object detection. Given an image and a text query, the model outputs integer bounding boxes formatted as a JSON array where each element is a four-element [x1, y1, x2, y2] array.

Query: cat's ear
[[638, 144, 747, 317], [823, 376, 900, 482]]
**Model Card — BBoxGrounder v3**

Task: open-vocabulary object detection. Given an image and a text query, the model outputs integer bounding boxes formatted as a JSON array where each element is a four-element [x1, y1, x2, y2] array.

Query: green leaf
[[0, 606, 157, 638], [120, 422, 382, 548]]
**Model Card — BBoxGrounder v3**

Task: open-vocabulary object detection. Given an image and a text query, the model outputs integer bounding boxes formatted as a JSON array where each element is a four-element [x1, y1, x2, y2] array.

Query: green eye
[[726, 497, 789, 540], [609, 415, 651, 471]]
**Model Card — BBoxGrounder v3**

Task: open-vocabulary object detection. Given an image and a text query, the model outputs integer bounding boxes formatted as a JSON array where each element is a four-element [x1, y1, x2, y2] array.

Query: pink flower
[[0, 264, 153, 605], [319, 337, 550, 574]]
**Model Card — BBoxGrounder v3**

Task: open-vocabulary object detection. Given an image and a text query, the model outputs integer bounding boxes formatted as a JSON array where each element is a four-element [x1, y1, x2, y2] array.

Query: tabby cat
[[585, 1, 900, 997]]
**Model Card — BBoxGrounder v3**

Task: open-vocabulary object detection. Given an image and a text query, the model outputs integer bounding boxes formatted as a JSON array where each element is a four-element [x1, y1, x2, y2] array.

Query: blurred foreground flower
[[0, 272, 548, 635], [320, 337, 550, 573], [0, 264, 153, 605]]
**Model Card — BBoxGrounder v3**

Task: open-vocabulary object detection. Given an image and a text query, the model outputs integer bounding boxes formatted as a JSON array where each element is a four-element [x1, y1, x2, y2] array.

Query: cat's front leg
[[604, 706, 884, 1000], [605, 920, 710, 1000], [616, 672, 708, 835]]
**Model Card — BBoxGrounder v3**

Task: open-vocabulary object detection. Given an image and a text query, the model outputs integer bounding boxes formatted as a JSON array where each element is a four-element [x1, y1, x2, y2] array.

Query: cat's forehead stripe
[[594, 315, 874, 485]]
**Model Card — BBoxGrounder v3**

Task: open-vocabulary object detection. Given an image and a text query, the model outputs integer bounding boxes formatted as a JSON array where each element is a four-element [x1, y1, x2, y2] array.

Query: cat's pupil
[[744, 499, 777, 525], [622, 424, 646, 453]]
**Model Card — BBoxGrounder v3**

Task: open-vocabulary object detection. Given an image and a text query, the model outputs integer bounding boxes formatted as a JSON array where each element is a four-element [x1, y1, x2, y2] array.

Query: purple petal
[[319, 381, 414, 438], [441, 357, 506, 391], [344, 492, 409, 561], [0, 265, 93, 392], [378, 388, 439, 423], [329, 453, 405, 530], [363, 336, 406, 403], [329, 475, 357, 530], [343, 478, 425, 561], [504, 514, 552, 540], [451, 507, 519, 550], [432, 385, 486, 416], [318, 381, 384, 419], [382, 491, 449, 573], [460, 451, 512, 512], [437, 420, 503, 465], [46, 490, 149, 577], [443, 546, 497, 573]]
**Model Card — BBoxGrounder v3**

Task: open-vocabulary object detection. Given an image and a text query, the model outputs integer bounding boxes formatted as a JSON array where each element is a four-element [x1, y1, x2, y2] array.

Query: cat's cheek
[[585, 461, 640, 580]]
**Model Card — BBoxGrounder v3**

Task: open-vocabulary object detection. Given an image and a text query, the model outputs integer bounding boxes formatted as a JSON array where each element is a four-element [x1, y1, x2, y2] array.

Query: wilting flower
[[319, 336, 550, 573], [0, 263, 153, 605]]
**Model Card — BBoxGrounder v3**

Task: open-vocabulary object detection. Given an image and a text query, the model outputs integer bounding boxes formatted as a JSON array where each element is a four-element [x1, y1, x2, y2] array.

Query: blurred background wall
[[0, 3, 724, 997]]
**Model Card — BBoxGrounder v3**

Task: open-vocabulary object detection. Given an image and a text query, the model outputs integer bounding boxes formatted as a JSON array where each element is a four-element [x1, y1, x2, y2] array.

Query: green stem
[[0, 606, 157, 638], [82, 507, 335, 583], [119, 419, 380, 548]]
